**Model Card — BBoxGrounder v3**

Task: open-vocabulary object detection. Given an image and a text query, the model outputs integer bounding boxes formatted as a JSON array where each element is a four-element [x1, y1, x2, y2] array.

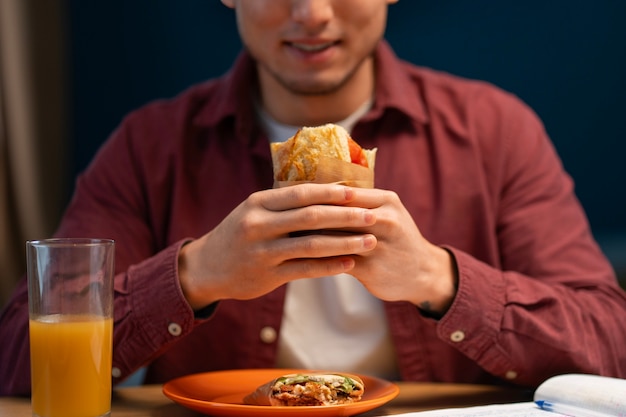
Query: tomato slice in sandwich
[[348, 137, 369, 168]]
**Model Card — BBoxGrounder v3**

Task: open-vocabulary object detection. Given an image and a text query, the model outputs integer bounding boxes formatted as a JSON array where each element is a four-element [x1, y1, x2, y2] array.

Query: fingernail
[[342, 258, 355, 270], [363, 210, 375, 224], [362, 235, 376, 249]]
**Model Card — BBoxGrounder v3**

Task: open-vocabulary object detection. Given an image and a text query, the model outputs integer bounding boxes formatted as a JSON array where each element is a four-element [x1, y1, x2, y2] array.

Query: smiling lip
[[288, 40, 338, 52], [283, 39, 340, 64]]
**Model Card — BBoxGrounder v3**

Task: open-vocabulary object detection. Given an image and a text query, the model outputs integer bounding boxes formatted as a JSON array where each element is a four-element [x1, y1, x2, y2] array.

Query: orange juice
[[29, 314, 113, 417]]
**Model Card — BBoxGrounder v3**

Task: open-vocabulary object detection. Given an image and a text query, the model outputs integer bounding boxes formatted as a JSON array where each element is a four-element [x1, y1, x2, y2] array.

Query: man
[[2, 0, 625, 395]]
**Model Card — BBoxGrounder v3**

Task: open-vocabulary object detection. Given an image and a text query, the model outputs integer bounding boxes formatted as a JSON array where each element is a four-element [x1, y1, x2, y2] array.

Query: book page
[[371, 374, 626, 417], [372, 402, 565, 417], [534, 374, 626, 416]]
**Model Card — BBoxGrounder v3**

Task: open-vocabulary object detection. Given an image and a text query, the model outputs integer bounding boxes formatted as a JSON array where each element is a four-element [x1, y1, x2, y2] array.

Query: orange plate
[[163, 368, 399, 417]]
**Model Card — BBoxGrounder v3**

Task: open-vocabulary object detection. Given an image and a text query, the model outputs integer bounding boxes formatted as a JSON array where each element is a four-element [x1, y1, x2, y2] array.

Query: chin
[[279, 73, 354, 96], [288, 84, 344, 96]]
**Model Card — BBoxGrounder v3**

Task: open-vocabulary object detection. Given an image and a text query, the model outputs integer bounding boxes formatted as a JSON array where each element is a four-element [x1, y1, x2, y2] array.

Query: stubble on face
[[233, 0, 390, 123], [253, 43, 377, 98]]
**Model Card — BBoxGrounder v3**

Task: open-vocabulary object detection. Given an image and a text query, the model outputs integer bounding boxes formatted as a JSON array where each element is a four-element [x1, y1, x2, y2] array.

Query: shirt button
[[450, 330, 465, 342], [505, 370, 518, 380], [260, 326, 277, 343], [168, 322, 182, 336], [112, 367, 122, 378]]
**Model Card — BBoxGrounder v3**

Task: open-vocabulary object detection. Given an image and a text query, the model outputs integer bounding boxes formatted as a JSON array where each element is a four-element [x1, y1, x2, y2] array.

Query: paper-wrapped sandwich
[[271, 123, 376, 188], [243, 372, 365, 407]]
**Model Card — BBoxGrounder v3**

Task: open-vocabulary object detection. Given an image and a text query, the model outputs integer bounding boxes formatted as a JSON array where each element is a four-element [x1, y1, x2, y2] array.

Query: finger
[[335, 187, 395, 209], [276, 256, 356, 280], [271, 205, 376, 235], [270, 233, 377, 261], [259, 183, 356, 211]]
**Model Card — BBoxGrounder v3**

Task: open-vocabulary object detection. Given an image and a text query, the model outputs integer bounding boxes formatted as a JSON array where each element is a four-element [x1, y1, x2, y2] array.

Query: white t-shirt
[[258, 102, 399, 380]]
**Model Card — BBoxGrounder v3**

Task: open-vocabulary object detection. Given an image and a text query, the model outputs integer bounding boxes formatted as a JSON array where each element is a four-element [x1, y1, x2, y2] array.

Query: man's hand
[[178, 184, 377, 310], [178, 183, 457, 316], [341, 188, 458, 316]]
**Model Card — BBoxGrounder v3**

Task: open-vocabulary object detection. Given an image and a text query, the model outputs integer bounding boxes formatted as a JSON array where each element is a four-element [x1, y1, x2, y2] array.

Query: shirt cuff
[[127, 239, 196, 347], [436, 247, 516, 377]]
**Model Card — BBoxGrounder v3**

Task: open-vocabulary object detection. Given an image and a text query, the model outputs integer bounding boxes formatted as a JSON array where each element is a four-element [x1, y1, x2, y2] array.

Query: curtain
[[0, 0, 69, 308]]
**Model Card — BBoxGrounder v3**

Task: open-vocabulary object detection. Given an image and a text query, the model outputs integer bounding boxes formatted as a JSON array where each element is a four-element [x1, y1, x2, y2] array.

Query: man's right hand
[[177, 183, 377, 310]]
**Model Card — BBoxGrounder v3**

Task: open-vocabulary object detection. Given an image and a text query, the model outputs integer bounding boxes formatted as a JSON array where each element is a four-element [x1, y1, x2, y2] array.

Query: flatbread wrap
[[270, 123, 376, 188], [243, 372, 365, 406]]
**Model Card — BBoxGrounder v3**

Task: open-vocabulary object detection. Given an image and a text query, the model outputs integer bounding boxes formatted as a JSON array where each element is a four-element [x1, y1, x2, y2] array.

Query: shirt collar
[[368, 40, 429, 125], [193, 51, 259, 138], [193, 40, 429, 134]]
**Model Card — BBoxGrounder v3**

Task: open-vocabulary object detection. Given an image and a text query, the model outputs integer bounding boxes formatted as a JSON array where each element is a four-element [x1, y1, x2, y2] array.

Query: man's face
[[222, 0, 397, 96]]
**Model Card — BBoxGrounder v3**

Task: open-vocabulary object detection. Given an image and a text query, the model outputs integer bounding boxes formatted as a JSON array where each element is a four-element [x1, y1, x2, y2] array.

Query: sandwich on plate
[[243, 372, 365, 407]]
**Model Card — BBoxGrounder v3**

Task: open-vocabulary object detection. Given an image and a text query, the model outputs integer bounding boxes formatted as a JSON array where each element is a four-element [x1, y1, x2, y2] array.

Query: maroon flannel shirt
[[2, 41, 625, 395]]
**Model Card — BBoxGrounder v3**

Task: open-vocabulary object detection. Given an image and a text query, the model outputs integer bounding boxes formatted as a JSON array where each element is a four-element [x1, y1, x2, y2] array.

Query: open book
[[376, 374, 626, 417]]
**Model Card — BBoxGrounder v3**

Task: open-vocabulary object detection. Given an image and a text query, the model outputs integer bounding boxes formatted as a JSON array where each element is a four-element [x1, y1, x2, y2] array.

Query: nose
[[291, 0, 333, 30]]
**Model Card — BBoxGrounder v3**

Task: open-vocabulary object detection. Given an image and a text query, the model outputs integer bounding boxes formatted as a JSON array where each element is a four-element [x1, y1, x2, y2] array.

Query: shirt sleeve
[[110, 239, 198, 384], [436, 89, 626, 387], [0, 114, 202, 395]]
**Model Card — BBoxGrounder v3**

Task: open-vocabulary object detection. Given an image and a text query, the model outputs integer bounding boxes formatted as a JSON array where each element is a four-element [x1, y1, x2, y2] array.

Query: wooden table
[[0, 382, 532, 417], [0, 382, 533, 416]]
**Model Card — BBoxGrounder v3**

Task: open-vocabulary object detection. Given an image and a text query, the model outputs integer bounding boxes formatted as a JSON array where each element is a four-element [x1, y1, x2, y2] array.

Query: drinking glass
[[27, 238, 114, 417]]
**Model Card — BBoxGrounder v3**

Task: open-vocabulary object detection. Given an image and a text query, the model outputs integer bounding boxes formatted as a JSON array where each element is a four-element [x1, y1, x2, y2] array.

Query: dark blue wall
[[67, 1, 626, 265]]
